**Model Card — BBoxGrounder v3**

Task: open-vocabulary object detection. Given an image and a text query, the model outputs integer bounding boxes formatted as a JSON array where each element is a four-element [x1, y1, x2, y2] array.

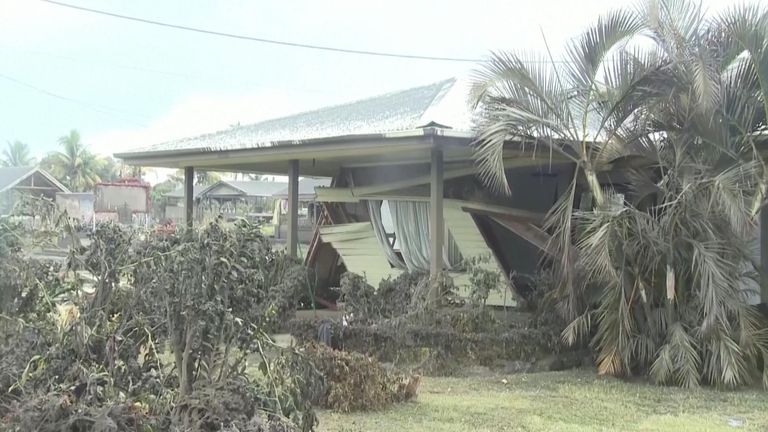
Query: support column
[[287, 160, 299, 258], [429, 148, 444, 288], [184, 166, 194, 229]]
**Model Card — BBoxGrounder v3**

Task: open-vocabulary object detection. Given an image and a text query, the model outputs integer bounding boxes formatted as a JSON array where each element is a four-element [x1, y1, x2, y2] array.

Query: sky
[[0, 0, 737, 172]]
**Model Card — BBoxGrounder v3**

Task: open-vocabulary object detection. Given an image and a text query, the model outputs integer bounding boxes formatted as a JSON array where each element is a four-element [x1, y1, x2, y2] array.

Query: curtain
[[366, 200, 406, 270], [389, 200, 462, 272], [390, 201, 431, 271]]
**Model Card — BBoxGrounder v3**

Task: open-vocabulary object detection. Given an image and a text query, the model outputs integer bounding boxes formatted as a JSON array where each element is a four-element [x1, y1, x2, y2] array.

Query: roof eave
[[114, 128, 476, 165]]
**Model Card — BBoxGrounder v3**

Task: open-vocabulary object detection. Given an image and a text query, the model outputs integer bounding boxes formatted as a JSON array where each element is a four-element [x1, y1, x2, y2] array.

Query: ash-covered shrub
[[0, 219, 315, 432], [339, 270, 462, 322], [287, 314, 563, 373], [294, 343, 420, 412]]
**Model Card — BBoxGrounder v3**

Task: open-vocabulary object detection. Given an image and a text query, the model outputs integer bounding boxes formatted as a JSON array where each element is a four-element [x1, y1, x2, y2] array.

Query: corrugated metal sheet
[[319, 204, 515, 307], [319, 222, 402, 286], [444, 202, 516, 307], [120, 77, 473, 156]]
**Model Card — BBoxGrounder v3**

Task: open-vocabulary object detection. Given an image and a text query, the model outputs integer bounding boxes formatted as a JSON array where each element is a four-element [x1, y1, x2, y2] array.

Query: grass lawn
[[318, 369, 768, 432]]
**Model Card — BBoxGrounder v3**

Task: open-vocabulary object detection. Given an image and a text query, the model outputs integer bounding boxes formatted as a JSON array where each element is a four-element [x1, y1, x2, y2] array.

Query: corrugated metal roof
[[119, 77, 473, 156]]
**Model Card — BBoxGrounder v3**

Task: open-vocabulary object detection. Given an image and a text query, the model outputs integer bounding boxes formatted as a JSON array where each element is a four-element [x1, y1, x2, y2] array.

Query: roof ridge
[[417, 77, 457, 126]]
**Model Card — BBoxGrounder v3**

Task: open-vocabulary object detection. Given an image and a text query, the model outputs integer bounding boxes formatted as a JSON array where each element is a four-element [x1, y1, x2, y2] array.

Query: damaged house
[[115, 78, 622, 307]]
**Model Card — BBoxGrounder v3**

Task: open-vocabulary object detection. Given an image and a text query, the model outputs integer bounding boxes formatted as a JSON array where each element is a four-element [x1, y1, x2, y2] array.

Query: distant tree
[[1, 141, 35, 167], [47, 130, 105, 191], [96, 156, 120, 183], [172, 169, 222, 185], [120, 163, 144, 180], [195, 170, 221, 185], [150, 177, 181, 220]]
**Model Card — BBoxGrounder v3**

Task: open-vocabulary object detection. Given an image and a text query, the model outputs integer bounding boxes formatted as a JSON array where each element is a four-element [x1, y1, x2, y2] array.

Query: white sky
[[0, 0, 737, 163]]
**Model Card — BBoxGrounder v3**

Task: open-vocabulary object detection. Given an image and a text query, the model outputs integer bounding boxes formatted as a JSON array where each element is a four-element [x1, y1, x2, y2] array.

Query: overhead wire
[[1, 44, 346, 97], [36, 1, 600, 66], [40, 0, 482, 62], [0, 72, 149, 126]]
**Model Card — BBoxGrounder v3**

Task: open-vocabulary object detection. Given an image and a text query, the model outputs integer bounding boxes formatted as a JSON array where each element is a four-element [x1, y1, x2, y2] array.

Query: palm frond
[[690, 44, 721, 114], [565, 7, 644, 95], [471, 52, 577, 194], [542, 176, 580, 319], [715, 3, 768, 117]]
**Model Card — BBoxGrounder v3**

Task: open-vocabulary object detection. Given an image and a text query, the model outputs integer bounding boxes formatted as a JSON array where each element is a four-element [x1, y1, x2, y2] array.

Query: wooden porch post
[[429, 148, 444, 297], [184, 166, 194, 229], [287, 160, 299, 258]]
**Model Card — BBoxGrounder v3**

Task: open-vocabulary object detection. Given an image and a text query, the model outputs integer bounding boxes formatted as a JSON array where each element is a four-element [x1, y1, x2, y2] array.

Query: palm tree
[[472, 0, 768, 388], [1, 141, 35, 167], [48, 130, 104, 191]]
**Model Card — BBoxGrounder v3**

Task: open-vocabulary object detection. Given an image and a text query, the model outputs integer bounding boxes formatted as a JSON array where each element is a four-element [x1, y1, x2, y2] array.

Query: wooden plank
[[489, 214, 557, 256], [456, 199, 544, 222], [318, 222, 371, 234]]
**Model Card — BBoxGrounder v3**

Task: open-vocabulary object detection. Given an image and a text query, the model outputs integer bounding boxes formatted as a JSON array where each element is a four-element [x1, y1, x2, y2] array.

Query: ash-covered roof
[[118, 78, 473, 157], [0, 166, 35, 192], [213, 180, 288, 197], [272, 178, 332, 200], [165, 184, 207, 199], [0, 166, 69, 193], [167, 180, 289, 199]]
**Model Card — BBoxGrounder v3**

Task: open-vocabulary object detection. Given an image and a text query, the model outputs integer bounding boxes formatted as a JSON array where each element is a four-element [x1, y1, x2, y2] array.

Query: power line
[[0, 45, 344, 97], [0, 72, 149, 126], [40, 0, 482, 63]]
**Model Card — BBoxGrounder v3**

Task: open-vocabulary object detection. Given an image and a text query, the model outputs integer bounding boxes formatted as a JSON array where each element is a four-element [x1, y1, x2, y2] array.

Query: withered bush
[[298, 343, 420, 413]]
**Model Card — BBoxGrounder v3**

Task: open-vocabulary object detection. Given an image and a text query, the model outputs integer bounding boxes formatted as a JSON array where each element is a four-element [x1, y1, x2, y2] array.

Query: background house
[[56, 192, 95, 222], [164, 179, 287, 223], [94, 179, 151, 225], [0, 166, 69, 215], [272, 177, 331, 242]]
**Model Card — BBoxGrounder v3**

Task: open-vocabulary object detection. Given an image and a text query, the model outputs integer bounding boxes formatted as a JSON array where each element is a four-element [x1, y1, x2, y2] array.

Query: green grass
[[318, 370, 768, 432]]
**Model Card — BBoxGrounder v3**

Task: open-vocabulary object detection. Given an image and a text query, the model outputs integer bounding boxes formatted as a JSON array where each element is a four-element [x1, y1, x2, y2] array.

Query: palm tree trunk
[[583, 167, 605, 207]]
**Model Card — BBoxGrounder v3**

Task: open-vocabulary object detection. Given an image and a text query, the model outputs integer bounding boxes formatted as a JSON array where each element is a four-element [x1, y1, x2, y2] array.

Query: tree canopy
[[41, 130, 109, 192], [472, 0, 768, 388], [1, 141, 35, 167]]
